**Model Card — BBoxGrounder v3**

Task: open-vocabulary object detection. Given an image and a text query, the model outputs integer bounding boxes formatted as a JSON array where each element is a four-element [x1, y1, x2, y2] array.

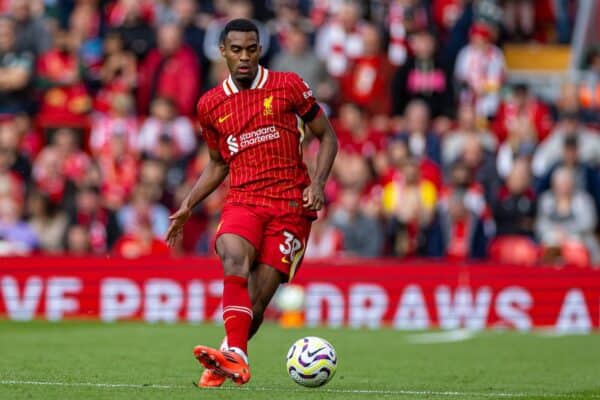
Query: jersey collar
[[223, 65, 269, 96]]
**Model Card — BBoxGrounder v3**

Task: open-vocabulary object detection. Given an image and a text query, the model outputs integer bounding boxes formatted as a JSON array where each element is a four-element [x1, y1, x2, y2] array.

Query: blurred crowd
[[0, 0, 599, 266]]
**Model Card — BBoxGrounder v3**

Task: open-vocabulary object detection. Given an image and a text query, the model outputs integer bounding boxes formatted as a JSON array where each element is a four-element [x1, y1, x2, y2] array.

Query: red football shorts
[[215, 204, 312, 281]]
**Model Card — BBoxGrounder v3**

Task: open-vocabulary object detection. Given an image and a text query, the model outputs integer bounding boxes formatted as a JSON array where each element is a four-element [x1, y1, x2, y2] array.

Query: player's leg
[[216, 233, 256, 357], [247, 213, 312, 336], [200, 262, 283, 387], [195, 233, 255, 385], [195, 205, 266, 386], [248, 263, 286, 339]]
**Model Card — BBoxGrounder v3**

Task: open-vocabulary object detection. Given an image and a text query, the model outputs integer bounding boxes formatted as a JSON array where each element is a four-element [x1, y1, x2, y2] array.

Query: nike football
[[286, 336, 337, 387]]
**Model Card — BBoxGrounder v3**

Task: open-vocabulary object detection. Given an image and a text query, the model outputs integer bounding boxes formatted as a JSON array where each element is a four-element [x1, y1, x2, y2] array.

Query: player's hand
[[165, 206, 192, 248], [303, 183, 325, 211]]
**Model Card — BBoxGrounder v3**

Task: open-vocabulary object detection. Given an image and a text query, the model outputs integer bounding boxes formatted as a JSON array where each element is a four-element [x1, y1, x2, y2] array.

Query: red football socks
[[222, 275, 252, 355]]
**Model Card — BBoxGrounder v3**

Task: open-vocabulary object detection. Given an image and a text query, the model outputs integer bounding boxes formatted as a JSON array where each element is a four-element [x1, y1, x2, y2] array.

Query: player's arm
[[166, 148, 229, 247], [303, 112, 338, 211]]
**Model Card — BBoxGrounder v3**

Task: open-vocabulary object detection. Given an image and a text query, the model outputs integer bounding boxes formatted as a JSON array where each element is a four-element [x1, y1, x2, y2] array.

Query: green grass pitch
[[0, 321, 599, 400]]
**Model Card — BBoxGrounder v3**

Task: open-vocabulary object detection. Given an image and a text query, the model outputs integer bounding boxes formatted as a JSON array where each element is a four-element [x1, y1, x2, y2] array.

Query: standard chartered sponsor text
[[239, 126, 280, 147]]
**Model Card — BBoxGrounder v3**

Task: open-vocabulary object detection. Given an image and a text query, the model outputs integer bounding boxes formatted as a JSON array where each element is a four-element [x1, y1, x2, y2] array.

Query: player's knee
[[219, 249, 251, 277]]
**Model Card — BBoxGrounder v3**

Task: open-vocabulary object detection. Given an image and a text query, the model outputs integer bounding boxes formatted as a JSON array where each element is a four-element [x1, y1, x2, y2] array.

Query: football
[[286, 336, 338, 387]]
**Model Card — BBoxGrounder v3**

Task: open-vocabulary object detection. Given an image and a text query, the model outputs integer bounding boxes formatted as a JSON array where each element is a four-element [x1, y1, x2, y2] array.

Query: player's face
[[220, 31, 261, 85]]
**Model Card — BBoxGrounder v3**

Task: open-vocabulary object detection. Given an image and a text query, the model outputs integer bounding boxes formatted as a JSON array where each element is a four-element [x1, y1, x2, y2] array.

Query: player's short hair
[[220, 18, 259, 44]]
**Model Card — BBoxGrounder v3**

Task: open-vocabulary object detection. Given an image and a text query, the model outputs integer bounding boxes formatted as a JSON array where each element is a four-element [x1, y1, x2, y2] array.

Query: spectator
[[395, 99, 442, 165], [458, 135, 499, 203], [340, 23, 393, 115], [68, 185, 121, 254], [137, 97, 197, 159], [90, 92, 139, 155], [501, 0, 535, 42], [391, 28, 454, 122], [267, 0, 312, 52], [64, 224, 92, 255], [331, 187, 383, 257], [426, 190, 489, 260], [173, 0, 208, 87], [535, 135, 600, 211], [36, 28, 91, 129], [0, 16, 34, 115], [386, 0, 430, 66], [97, 131, 139, 211], [532, 111, 600, 177], [536, 167, 600, 263], [138, 157, 168, 205], [492, 83, 553, 143], [443, 103, 497, 166], [454, 21, 505, 119], [0, 119, 31, 181], [578, 46, 600, 127], [495, 113, 538, 179], [270, 23, 333, 103], [110, 0, 156, 60], [0, 194, 38, 255], [305, 208, 343, 259], [334, 102, 386, 159], [95, 31, 138, 113], [433, 0, 464, 40], [113, 212, 170, 258], [69, 2, 103, 76], [117, 184, 170, 239], [9, 0, 51, 56], [382, 157, 437, 256], [26, 189, 68, 253], [138, 23, 200, 116], [203, 0, 272, 63], [11, 112, 41, 159], [493, 158, 536, 237], [315, 0, 367, 77]]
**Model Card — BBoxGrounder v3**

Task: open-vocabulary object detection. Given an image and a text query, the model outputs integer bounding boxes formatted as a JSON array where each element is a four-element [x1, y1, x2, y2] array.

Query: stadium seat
[[488, 236, 540, 266]]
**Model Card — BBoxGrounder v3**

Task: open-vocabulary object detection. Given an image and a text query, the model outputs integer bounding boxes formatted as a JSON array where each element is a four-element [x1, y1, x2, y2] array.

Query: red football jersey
[[197, 66, 320, 216]]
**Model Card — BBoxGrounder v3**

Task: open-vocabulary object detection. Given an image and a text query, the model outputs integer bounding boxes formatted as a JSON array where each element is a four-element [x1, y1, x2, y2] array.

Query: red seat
[[489, 236, 540, 266]]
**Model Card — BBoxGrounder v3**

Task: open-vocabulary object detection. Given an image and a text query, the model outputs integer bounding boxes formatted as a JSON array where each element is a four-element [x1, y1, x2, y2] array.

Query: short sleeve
[[287, 72, 321, 122], [196, 100, 219, 150]]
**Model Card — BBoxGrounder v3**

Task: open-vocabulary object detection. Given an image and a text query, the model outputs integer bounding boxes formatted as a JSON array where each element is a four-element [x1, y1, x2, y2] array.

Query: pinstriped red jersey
[[197, 66, 320, 216]]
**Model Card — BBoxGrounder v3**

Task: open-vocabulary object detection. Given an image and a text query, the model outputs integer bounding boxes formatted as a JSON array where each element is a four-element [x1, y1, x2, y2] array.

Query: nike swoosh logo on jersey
[[218, 113, 233, 123]]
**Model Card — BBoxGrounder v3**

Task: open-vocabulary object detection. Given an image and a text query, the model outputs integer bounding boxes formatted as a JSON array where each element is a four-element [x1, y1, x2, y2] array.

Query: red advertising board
[[1, 257, 599, 333]]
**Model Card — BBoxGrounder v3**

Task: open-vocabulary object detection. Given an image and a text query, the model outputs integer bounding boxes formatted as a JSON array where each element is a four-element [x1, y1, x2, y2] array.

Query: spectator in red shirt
[[95, 31, 138, 114], [137, 22, 200, 116], [113, 212, 170, 258], [97, 131, 139, 211], [90, 92, 139, 156], [33, 127, 91, 204], [334, 102, 387, 159], [36, 28, 91, 129], [492, 83, 553, 143], [340, 23, 393, 115]]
